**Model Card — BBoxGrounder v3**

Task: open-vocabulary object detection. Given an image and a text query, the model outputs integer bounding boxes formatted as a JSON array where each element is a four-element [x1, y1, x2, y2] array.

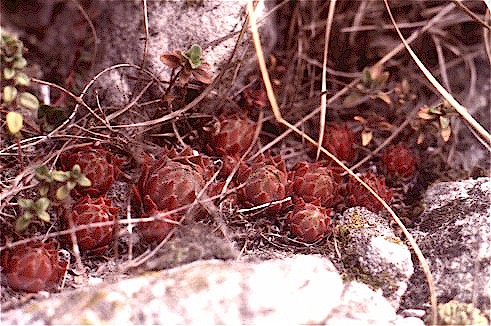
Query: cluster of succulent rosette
[[1, 113, 419, 293], [1, 145, 122, 292]]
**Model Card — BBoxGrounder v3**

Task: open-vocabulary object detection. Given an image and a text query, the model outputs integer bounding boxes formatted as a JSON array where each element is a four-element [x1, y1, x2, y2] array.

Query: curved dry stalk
[[383, 0, 491, 149], [246, 1, 438, 325]]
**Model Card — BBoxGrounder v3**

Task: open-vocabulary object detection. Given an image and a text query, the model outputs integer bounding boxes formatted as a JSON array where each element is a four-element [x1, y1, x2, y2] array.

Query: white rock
[[1, 255, 416, 325]]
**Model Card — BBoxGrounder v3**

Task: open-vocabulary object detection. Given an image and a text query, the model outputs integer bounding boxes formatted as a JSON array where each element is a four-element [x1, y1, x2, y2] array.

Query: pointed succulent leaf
[[361, 129, 373, 146], [35, 165, 53, 182], [417, 106, 434, 120], [441, 127, 451, 142], [14, 72, 30, 86], [429, 105, 443, 115], [66, 181, 77, 190], [18, 92, 39, 110], [160, 52, 182, 69], [361, 67, 372, 86], [374, 71, 389, 87], [439, 116, 450, 129], [71, 164, 82, 176], [3, 85, 18, 103], [6, 111, 23, 134], [191, 67, 212, 84], [182, 44, 203, 69]]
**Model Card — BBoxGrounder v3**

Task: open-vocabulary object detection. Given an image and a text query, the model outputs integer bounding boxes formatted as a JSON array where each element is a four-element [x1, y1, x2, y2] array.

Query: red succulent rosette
[[137, 202, 179, 243], [319, 123, 357, 162], [288, 161, 342, 208], [287, 199, 333, 243], [204, 113, 257, 157], [346, 172, 393, 212], [133, 147, 213, 223], [380, 143, 418, 179], [236, 153, 288, 214], [62, 195, 119, 255], [60, 144, 123, 197], [1, 239, 68, 292]]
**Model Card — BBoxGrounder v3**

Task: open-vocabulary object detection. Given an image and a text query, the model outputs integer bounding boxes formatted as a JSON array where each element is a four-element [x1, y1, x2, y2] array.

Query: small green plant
[[1, 31, 40, 136], [15, 164, 91, 232], [344, 64, 391, 106], [412, 100, 456, 144], [160, 44, 212, 86]]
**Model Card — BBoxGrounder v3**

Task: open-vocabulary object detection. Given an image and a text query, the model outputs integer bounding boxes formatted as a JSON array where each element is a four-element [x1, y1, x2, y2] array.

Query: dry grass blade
[[383, 0, 491, 149], [316, 0, 337, 160], [141, 0, 150, 69], [247, 1, 438, 324]]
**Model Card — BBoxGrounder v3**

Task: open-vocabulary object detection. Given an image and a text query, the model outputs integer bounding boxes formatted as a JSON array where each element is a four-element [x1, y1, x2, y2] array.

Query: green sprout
[[15, 164, 92, 232], [182, 44, 204, 69]]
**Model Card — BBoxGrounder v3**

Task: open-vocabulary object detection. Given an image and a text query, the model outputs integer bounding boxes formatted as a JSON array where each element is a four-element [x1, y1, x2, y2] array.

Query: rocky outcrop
[[0, 255, 421, 325], [337, 207, 414, 310], [403, 177, 490, 314]]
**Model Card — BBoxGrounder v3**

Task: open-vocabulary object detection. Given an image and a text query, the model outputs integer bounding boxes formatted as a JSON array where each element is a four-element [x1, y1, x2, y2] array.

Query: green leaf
[[34, 197, 50, 212], [71, 164, 82, 175], [52, 170, 70, 182], [37, 211, 50, 223], [182, 44, 203, 69], [39, 185, 49, 197], [77, 175, 92, 187], [18, 92, 39, 110], [3, 55, 16, 63], [361, 67, 372, 86], [35, 165, 53, 182], [56, 185, 70, 201], [3, 67, 15, 79], [12, 56, 27, 69], [66, 181, 76, 190], [14, 72, 30, 86], [6, 111, 23, 134], [3, 85, 18, 102], [38, 104, 69, 131], [15, 214, 32, 232], [439, 116, 450, 129], [17, 197, 34, 209]]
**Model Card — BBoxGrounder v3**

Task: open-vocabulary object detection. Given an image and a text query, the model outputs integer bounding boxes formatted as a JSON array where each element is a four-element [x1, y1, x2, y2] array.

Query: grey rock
[[89, 0, 274, 107], [403, 177, 491, 312], [337, 207, 414, 310], [0, 255, 422, 325]]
